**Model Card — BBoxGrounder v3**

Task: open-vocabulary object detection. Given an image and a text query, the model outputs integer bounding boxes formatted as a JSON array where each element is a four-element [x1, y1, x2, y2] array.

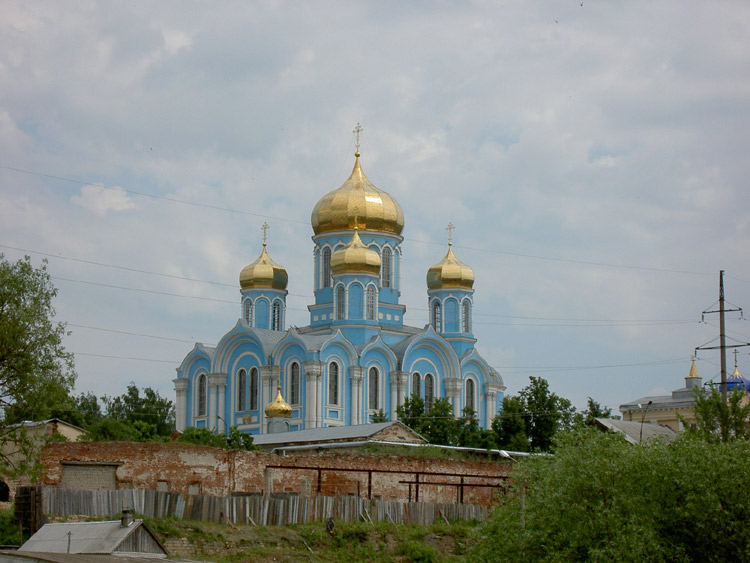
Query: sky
[[2, 0, 750, 415]]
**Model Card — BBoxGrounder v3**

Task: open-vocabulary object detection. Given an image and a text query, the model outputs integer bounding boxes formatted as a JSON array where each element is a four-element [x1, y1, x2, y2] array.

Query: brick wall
[[41, 442, 512, 507]]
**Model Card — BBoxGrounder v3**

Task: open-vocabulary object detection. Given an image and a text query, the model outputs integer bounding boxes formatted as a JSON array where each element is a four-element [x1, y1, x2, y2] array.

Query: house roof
[[251, 421, 426, 448], [593, 417, 677, 444], [18, 520, 164, 556]]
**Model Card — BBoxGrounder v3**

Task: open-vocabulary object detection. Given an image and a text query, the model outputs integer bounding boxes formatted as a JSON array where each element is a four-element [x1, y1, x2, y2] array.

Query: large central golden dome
[[311, 153, 404, 236]]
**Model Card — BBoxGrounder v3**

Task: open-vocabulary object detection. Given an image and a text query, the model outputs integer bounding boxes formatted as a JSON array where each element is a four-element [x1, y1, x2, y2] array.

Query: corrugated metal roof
[[594, 418, 677, 444], [251, 421, 425, 446], [18, 521, 162, 555]]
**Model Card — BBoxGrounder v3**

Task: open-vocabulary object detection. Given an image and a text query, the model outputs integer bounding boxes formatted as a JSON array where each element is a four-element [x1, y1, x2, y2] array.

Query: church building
[[174, 142, 505, 435]]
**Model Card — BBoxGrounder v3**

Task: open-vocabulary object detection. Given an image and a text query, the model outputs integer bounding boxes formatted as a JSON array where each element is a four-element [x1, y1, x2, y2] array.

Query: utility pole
[[696, 270, 746, 403]]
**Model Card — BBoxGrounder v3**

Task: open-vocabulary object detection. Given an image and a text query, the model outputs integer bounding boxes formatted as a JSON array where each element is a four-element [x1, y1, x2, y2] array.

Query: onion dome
[[311, 153, 404, 236], [727, 357, 750, 393], [330, 228, 381, 275], [265, 385, 292, 418], [426, 243, 475, 290], [239, 243, 288, 290], [687, 358, 699, 379]]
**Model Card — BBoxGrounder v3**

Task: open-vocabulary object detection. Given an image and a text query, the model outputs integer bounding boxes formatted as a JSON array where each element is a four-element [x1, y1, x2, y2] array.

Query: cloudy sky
[[2, 1, 749, 414]]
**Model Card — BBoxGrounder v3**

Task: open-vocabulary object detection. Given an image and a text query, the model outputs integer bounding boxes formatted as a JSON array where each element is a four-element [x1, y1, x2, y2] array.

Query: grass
[[141, 515, 481, 562]]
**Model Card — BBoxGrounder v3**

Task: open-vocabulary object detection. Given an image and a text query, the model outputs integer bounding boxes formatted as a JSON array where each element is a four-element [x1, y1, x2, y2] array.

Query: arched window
[[290, 362, 300, 405], [432, 301, 442, 332], [328, 362, 339, 405], [412, 372, 421, 399], [462, 300, 470, 333], [322, 248, 332, 288], [336, 286, 345, 320], [369, 367, 379, 410], [465, 378, 475, 412], [197, 374, 207, 417], [381, 247, 392, 288], [366, 286, 376, 320], [425, 374, 435, 411], [272, 302, 281, 330], [237, 369, 247, 411], [250, 368, 259, 410], [244, 300, 253, 325]]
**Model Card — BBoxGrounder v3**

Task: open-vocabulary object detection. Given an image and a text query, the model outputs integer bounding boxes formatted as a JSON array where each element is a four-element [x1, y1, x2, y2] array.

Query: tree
[[470, 429, 750, 562], [0, 255, 76, 472], [492, 395, 529, 451], [102, 383, 174, 437], [177, 426, 257, 450], [580, 396, 615, 426], [370, 409, 389, 423], [680, 384, 750, 443]]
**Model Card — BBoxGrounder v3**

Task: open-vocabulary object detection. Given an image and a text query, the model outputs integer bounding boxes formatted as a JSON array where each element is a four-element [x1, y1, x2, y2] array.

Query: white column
[[303, 361, 323, 428], [485, 382, 502, 428], [444, 377, 462, 417], [217, 380, 227, 433], [208, 373, 224, 432], [260, 365, 280, 433], [173, 378, 188, 432], [350, 366, 363, 425]]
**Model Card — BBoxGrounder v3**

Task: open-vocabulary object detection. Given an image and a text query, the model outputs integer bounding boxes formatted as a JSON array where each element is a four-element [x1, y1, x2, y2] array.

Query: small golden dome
[[330, 228, 381, 275], [426, 243, 475, 290], [265, 385, 292, 418], [687, 357, 699, 378], [239, 243, 288, 290], [311, 154, 404, 236]]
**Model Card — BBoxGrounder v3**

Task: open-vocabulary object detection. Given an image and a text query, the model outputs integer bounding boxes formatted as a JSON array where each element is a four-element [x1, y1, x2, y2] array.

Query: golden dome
[[426, 243, 475, 290], [687, 357, 699, 378], [330, 228, 381, 275], [311, 154, 404, 236], [265, 385, 292, 418], [239, 243, 288, 290]]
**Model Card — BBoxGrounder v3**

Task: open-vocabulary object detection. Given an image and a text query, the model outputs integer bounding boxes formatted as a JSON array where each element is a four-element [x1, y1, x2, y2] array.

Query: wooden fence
[[41, 487, 487, 527]]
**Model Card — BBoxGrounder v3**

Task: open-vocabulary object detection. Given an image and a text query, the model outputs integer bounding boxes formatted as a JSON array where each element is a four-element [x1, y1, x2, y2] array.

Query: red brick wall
[[41, 442, 511, 507]]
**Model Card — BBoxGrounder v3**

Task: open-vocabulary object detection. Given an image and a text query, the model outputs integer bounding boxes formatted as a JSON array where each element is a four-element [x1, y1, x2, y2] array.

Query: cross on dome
[[446, 222, 455, 245], [353, 122, 363, 155], [261, 222, 269, 245]]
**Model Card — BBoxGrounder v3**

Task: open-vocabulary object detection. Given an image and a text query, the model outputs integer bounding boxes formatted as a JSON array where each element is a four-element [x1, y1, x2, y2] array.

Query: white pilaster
[[173, 378, 188, 432]]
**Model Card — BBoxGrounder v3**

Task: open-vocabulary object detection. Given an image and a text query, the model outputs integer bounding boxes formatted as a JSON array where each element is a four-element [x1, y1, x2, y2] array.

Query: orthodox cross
[[446, 222, 455, 245], [353, 122, 363, 154], [261, 221, 269, 245]]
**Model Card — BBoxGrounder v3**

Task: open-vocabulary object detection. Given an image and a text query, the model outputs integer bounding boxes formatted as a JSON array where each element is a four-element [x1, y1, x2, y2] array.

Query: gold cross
[[261, 222, 269, 245], [353, 122, 363, 154], [446, 222, 455, 244]]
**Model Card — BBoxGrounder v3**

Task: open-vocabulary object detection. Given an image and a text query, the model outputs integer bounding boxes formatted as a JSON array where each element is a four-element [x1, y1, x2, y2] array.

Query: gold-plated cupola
[[330, 228, 381, 275], [311, 153, 404, 236], [239, 243, 288, 290], [426, 242, 475, 290], [264, 385, 292, 418]]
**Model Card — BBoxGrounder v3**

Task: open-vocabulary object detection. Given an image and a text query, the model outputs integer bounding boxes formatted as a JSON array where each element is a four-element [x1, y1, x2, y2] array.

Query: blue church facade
[[174, 150, 505, 435]]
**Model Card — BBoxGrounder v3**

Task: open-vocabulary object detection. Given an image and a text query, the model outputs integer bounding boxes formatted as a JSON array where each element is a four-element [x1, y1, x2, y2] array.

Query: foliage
[[0, 507, 22, 546], [680, 384, 750, 443], [370, 409, 389, 423], [579, 396, 615, 425], [177, 426, 257, 450], [397, 395, 464, 446], [0, 255, 76, 474], [470, 428, 750, 562], [103, 383, 174, 436], [492, 377, 577, 452]]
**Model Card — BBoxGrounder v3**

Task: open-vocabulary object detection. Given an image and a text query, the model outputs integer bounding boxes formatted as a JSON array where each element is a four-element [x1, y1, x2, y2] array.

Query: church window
[[237, 369, 247, 411], [412, 372, 421, 399], [197, 374, 207, 417], [290, 362, 300, 405], [328, 362, 339, 405], [369, 367, 379, 410], [336, 286, 345, 320], [250, 368, 259, 410], [244, 300, 253, 325], [425, 373, 435, 411], [382, 247, 392, 288], [323, 248, 332, 288], [462, 300, 471, 333], [432, 301, 442, 332], [366, 286, 376, 320], [465, 378, 475, 412], [272, 302, 281, 330]]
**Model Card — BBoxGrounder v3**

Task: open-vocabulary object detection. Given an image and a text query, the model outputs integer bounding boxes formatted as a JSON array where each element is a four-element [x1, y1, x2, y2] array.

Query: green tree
[[370, 409, 389, 423], [520, 376, 576, 451], [580, 396, 615, 426], [457, 407, 497, 449], [177, 426, 257, 450], [470, 428, 750, 562], [680, 384, 750, 443], [0, 255, 76, 472], [492, 395, 529, 451], [103, 383, 174, 437]]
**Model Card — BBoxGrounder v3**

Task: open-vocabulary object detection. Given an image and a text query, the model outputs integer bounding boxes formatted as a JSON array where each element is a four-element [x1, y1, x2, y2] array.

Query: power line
[[73, 352, 178, 364]]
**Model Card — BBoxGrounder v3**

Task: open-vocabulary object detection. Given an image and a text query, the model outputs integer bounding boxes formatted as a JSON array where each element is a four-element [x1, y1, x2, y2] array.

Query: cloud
[[72, 185, 137, 215]]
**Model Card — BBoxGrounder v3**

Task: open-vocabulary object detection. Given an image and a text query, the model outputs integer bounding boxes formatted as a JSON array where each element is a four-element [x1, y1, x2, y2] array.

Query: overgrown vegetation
[[142, 516, 479, 562], [469, 427, 750, 562]]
